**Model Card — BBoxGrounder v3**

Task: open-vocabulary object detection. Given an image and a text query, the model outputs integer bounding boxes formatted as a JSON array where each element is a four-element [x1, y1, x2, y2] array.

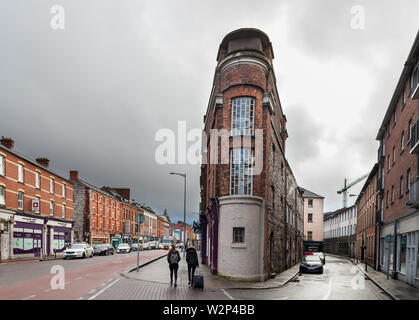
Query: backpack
[[169, 251, 179, 264]]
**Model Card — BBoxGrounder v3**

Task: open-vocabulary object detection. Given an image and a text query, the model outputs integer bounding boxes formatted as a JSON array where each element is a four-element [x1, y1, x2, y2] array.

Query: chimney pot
[[69, 171, 79, 181], [0, 137, 15, 150], [36, 158, 50, 168]]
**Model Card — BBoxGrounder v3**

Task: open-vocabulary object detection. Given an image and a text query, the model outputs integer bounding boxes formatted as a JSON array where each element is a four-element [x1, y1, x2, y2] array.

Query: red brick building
[[375, 30, 419, 287], [0, 137, 74, 261], [200, 29, 304, 281], [157, 215, 165, 240], [355, 163, 378, 267], [71, 174, 143, 247], [170, 221, 194, 244]]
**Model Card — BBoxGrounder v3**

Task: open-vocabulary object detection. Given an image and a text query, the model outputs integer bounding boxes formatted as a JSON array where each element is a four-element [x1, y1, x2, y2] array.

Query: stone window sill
[[231, 243, 247, 249]]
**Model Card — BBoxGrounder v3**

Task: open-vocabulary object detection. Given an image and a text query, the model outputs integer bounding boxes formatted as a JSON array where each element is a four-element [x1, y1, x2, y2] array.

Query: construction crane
[[337, 174, 369, 208]]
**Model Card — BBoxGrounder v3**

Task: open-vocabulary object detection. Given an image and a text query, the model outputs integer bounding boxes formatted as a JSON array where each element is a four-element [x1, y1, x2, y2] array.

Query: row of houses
[[0, 137, 170, 262], [324, 30, 419, 288]]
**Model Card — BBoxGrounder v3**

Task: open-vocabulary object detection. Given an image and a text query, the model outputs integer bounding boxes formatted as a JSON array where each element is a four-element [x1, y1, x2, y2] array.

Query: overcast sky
[[1, 1, 418, 223]]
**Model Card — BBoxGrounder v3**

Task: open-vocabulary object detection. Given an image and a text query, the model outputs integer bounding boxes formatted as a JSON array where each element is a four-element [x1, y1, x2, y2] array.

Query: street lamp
[[170, 172, 187, 257]]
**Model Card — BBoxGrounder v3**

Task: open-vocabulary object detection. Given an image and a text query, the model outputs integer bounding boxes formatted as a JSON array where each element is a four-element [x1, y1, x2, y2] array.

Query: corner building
[[200, 29, 304, 281]]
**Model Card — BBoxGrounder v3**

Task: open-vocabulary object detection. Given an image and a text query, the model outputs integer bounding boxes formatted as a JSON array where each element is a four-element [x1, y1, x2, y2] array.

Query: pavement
[[327, 254, 419, 300]]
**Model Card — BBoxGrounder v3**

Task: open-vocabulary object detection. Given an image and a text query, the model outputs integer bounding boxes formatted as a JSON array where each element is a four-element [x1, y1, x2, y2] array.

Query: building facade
[[300, 187, 325, 242], [199, 28, 304, 281], [375, 31, 419, 287], [170, 221, 194, 244], [0, 137, 74, 261], [355, 163, 378, 268], [324, 205, 357, 257]]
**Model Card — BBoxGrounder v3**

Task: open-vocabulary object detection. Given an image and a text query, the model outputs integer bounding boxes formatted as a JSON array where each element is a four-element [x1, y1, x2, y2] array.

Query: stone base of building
[[217, 271, 269, 282]]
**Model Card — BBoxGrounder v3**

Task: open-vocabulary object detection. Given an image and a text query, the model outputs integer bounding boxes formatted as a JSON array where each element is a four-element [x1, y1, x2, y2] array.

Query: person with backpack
[[167, 245, 181, 287], [186, 244, 199, 286]]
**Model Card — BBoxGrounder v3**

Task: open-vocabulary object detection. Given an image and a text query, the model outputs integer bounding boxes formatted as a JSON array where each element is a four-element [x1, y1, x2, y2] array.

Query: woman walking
[[167, 245, 181, 287], [186, 244, 199, 286]]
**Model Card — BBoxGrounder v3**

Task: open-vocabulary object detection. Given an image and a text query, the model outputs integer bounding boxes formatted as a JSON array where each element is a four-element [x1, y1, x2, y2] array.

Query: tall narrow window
[[0, 186, 4, 205], [400, 176, 404, 195], [231, 97, 255, 136], [35, 172, 40, 189], [308, 231, 313, 241], [230, 148, 253, 195], [308, 213, 313, 222], [18, 164, 24, 183], [392, 146, 396, 164], [50, 178, 54, 194], [62, 204, 66, 218], [0, 155, 4, 176], [391, 185, 394, 203], [407, 168, 411, 192], [50, 201, 54, 216], [62, 184, 66, 198], [401, 131, 405, 151], [408, 119, 413, 140], [18, 191, 24, 210]]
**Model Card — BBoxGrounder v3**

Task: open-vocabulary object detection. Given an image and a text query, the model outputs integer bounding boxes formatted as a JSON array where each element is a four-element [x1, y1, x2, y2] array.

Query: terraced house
[[200, 28, 304, 281], [0, 137, 74, 262], [375, 30, 419, 288]]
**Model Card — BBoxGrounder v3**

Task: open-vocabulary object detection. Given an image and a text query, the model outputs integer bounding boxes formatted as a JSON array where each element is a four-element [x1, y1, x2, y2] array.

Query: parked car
[[142, 242, 151, 250], [148, 241, 158, 250], [312, 252, 326, 264], [299, 255, 324, 274], [131, 243, 140, 251], [63, 243, 93, 259], [94, 244, 115, 256], [116, 243, 131, 253], [162, 239, 172, 250], [159, 243, 163, 249]]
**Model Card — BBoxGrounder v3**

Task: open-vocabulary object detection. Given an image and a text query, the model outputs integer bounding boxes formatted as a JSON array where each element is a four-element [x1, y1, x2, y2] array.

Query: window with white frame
[[230, 148, 253, 195], [50, 178, 54, 194], [0, 155, 4, 176], [62, 184, 66, 198], [35, 172, 40, 189], [231, 97, 255, 136], [50, 201, 54, 216], [18, 191, 23, 210], [401, 131, 405, 151], [407, 168, 411, 191], [233, 227, 245, 243], [0, 186, 5, 205], [62, 204, 66, 218], [411, 63, 419, 92], [18, 164, 24, 183]]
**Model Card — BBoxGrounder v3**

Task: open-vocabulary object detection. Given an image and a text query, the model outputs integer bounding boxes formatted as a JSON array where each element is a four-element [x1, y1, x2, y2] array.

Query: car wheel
[[82, 252, 86, 259]]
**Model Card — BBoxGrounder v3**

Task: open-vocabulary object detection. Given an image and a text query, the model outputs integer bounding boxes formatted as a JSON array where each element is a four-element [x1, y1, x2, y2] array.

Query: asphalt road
[[226, 255, 392, 300], [0, 250, 166, 300]]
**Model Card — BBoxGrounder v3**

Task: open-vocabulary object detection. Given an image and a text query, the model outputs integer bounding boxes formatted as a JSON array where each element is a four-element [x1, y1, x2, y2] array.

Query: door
[[47, 228, 51, 256], [406, 232, 418, 286]]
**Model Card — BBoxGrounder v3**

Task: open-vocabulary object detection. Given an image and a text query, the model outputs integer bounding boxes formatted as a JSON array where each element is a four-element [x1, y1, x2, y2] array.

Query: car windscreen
[[95, 244, 107, 248], [69, 244, 84, 249], [119, 244, 129, 247], [304, 256, 321, 262]]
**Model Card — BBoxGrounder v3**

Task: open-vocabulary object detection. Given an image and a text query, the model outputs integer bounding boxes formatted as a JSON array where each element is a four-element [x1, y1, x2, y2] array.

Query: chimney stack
[[69, 171, 79, 181], [36, 158, 50, 168], [0, 137, 15, 150]]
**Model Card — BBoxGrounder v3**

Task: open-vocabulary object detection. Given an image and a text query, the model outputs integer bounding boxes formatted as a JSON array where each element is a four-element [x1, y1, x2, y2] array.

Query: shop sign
[[14, 215, 44, 225]]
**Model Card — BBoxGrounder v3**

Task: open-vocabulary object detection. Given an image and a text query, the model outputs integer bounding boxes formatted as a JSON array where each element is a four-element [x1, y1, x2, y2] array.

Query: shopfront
[[110, 234, 121, 248], [13, 215, 44, 258], [0, 208, 14, 261], [46, 219, 73, 254]]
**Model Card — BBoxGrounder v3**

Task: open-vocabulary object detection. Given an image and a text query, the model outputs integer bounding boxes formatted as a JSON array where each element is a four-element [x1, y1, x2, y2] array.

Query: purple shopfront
[[46, 220, 72, 253], [13, 215, 44, 257]]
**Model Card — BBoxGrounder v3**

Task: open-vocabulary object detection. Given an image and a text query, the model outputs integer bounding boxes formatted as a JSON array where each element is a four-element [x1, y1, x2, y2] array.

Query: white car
[[63, 243, 93, 259], [142, 242, 151, 250], [116, 243, 131, 253]]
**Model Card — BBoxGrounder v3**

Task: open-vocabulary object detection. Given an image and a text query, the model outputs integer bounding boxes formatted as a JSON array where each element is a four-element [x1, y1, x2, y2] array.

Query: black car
[[299, 255, 324, 274], [93, 244, 115, 256]]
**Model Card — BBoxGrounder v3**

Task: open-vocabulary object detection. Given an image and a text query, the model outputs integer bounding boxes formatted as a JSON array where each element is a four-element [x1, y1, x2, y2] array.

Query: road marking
[[221, 289, 234, 300], [21, 295, 36, 300], [88, 278, 121, 300], [88, 289, 96, 294], [322, 277, 333, 300]]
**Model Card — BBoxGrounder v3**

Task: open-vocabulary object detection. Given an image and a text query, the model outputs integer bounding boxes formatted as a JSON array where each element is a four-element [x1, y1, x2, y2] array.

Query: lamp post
[[170, 172, 186, 257]]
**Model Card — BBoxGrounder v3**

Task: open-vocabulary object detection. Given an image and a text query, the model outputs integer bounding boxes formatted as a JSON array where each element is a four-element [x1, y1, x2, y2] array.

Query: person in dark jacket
[[167, 245, 181, 287], [186, 245, 199, 286]]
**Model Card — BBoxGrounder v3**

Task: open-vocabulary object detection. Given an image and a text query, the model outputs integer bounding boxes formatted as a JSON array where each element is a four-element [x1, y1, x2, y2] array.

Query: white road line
[[322, 277, 333, 300], [221, 288, 234, 300], [21, 295, 36, 300], [88, 289, 96, 294], [88, 278, 121, 300]]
